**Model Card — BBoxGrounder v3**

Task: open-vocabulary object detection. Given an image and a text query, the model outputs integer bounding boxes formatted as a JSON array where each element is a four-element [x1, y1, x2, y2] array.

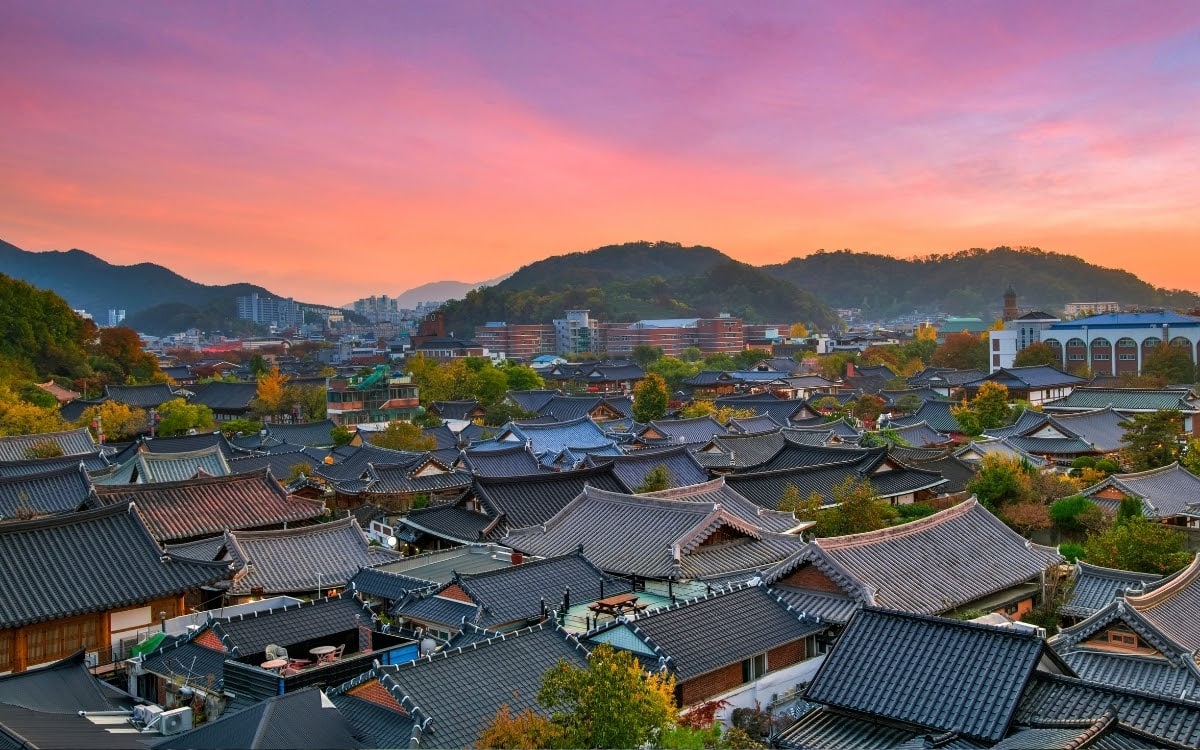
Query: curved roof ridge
[[512, 415, 595, 429], [639, 475, 727, 499], [1126, 554, 1200, 611], [1112, 461, 1185, 480], [474, 463, 616, 487], [817, 497, 992, 549], [723, 455, 868, 480], [229, 514, 360, 540], [578, 483, 714, 511], [675, 508, 763, 558], [1075, 560, 1164, 582]]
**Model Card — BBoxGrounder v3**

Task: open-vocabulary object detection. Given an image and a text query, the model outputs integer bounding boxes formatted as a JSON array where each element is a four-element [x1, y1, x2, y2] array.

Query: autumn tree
[[76, 401, 148, 442], [931, 332, 988, 371], [632, 373, 669, 423], [1001, 502, 1052, 536], [24, 440, 64, 459], [369, 421, 436, 452], [251, 367, 290, 419], [1119, 410, 1183, 471], [1013, 342, 1060, 367], [0, 385, 69, 436], [967, 454, 1035, 510], [852, 394, 886, 425], [789, 322, 809, 339], [477, 705, 564, 749], [951, 381, 1011, 436], [677, 400, 757, 424], [94, 326, 164, 383]]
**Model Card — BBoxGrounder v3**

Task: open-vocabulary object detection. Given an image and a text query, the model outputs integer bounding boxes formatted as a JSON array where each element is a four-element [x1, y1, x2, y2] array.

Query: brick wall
[[768, 639, 805, 670], [680, 662, 743, 706], [350, 678, 408, 713]]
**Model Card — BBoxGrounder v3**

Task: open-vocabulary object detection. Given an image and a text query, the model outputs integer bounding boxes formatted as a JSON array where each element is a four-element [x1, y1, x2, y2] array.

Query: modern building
[[326, 365, 420, 427], [554, 309, 601, 355], [604, 316, 744, 358], [236, 293, 302, 330], [473, 321, 557, 360]]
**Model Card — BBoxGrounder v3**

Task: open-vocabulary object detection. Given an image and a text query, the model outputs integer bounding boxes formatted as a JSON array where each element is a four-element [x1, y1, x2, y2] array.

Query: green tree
[[1116, 496, 1143, 525], [155, 398, 215, 436], [647, 357, 700, 394], [808, 477, 897, 537], [483, 401, 536, 427], [369, 421, 436, 451], [503, 363, 545, 392], [1181, 438, 1200, 475], [679, 346, 703, 363], [1013, 342, 1060, 367], [632, 373, 669, 423], [894, 393, 924, 415], [1082, 516, 1191, 575], [1048, 495, 1103, 535], [631, 344, 664, 368], [733, 349, 772, 370], [1140, 344, 1197, 385], [1119, 410, 1183, 471], [474, 364, 511, 406], [635, 464, 670, 493], [331, 424, 353, 447], [951, 381, 1010, 436], [247, 353, 269, 378], [777, 484, 802, 514], [537, 643, 677, 750]]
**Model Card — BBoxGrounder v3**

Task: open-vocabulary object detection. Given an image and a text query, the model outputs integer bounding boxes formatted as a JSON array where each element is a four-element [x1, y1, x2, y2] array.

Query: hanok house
[[960, 364, 1088, 406], [1050, 555, 1200, 700], [330, 454, 472, 513], [0, 426, 102, 463], [585, 583, 826, 711], [0, 502, 231, 673], [765, 498, 1062, 624], [0, 462, 95, 521], [1079, 462, 1200, 526]]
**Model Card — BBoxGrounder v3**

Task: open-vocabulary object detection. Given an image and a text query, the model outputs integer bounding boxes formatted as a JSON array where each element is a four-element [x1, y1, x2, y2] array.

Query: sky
[[2, 1, 1199, 306]]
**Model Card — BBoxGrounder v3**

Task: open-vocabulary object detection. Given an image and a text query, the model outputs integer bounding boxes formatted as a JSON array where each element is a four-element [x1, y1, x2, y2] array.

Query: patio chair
[[265, 644, 288, 661]]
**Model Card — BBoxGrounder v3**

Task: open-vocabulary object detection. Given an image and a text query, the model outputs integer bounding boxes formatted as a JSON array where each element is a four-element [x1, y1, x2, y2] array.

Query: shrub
[[1059, 543, 1085, 563], [1049, 495, 1103, 534]]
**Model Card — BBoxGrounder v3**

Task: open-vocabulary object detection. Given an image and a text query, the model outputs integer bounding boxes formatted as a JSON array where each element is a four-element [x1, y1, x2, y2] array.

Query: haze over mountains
[[4, 237, 1199, 337]]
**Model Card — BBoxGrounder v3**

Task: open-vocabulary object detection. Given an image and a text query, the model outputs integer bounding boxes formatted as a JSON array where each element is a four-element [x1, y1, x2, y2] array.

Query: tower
[[1003, 286, 1018, 322]]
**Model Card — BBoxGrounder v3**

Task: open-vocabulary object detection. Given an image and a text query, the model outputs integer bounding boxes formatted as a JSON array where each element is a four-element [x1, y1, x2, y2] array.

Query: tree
[[331, 424, 353, 447], [77, 401, 148, 442], [24, 439, 64, 459], [647, 357, 699, 394], [1119, 410, 1183, 471], [635, 464, 670, 493], [1082, 516, 1191, 575], [632, 373, 669, 423], [931, 332, 988, 371], [894, 394, 924, 415], [94, 326, 163, 383], [247, 353, 269, 378], [807, 477, 897, 537], [1013, 342, 1060, 367], [478, 705, 563, 750], [676, 400, 757, 424], [789, 322, 809, 339], [369, 421, 436, 452], [251, 367, 290, 419], [537, 643, 676, 749], [966, 454, 1034, 510], [1141, 344, 1196, 385], [852, 394, 886, 424], [503, 363, 545, 392], [474, 365, 511, 406], [1048, 495, 1104, 535], [679, 346, 703, 363], [1182, 438, 1200, 475], [631, 344, 664, 368], [0, 385, 69, 436], [733, 349, 772, 370], [951, 382, 1010, 436], [155, 398, 215, 436], [777, 484, 802, 514], [1116, 496, 1143, 525]]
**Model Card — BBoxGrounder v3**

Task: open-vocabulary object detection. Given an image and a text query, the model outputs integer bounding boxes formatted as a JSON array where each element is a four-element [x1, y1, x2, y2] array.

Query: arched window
[[1116, 337, 1137, 348], [1171, 336, 1191, 348], [1044, 338, 1063, 350], [1142, 336, 1162, 348], [1066, 338, 1085, 348], [1091, 337, 1111, 348]]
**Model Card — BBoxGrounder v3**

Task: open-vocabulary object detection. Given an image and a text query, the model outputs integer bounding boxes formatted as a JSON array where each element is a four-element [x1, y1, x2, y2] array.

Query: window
[[742, 652, 767, 682], [992, 339, 1000, 351], [1068, 354, 1085, 361], [1118, 353, 1137, 361], [1093, 353, 1110, 361], [1106, 628, 1139, 649]]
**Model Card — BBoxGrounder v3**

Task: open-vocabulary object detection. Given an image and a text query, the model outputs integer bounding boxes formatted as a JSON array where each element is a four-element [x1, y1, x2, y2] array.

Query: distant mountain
[[440, 241, 839, 334], [765, 247, 1200, 320], [392, 276, 509, 309]]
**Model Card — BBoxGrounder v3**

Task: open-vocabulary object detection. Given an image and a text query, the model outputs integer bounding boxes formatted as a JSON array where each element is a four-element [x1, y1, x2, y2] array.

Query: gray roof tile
[[1060, 562, 1161, 619], [0, 463, 93, 519], [1082, 463, 1200, 520], [0, 427, 98, 462], [152, 687, 362, 749]]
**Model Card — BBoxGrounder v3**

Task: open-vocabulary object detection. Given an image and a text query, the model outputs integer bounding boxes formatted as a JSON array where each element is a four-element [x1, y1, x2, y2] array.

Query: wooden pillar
[[98, 612, 110, 662], [14, 628, 27, 673]]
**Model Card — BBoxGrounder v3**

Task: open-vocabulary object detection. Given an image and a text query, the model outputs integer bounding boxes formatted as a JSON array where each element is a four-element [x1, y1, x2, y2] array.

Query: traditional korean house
[[93, 444, 232, 485], [765, 499, 1061, 623], [0, 462, 95, 520], [586, 444, 709, 490], [186, 380, 259, 422], [960, 364, 1088, 406], [330, 453, 472, 513], [0, 426, 101, 462], [1059, 561, 1162, 623], [426, 399, 486, 423], [0, 503, 231, 673], [152, 688, 362, 750], [91, 469, 325, 545], [1044, 385, 1200, 436], [1080, 462, 1200, 526], [634, 416, 726, 447]]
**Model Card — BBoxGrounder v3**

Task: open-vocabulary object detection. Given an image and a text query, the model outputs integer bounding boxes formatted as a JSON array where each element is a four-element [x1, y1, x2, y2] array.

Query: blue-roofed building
[[961, 365, 1087, 406]]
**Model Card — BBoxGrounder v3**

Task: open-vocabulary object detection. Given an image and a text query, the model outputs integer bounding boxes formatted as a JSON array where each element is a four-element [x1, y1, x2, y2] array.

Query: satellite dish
[[386, 536, 398, 548]]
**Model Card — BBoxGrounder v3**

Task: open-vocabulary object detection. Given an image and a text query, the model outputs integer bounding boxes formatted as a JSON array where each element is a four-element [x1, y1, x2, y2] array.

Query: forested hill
[[766, 247, 1200, 319], [440, 241, 840, 333]]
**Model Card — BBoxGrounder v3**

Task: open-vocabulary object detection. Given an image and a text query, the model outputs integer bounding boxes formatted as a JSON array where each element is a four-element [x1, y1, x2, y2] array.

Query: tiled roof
[[139, 431, 240, 458], [768, 586, 861, 625], [1059, 649, 1200, 701], [1125, 553, 1200, 651], [1045, 407, 1128, 453], [0, 450, 113, 477], [400, 503, 495, 544], [0, 503, 231, 628], [504, 389, 559, 414], [725, 450, 946, 507], [793, 500, 1060, 615], [879, 421, 952, 447], [139, 638, 229, 690], [104, 383, 178, 408], [0, 463, 94, 519], [429, 400, 483, 420], [93, 469, 324, 543], [226, 448, 324, 478], [1015, 671, 1200, 749], [263, 419, 339, 448], [473, 464, 629, 531], [349, 567, 437, 602], [713, 396, 811, 426], [151, 687, 361, 750], [806, 607, 1051, 742], [725, 415, 782, 434], [638, 416, 727, 445], [889, 400, 963, 433], [395, 591, 480, 628], [1060, 562, 1161, 618], [639, 477, 803, 534], [774, 705, 935, 750], [693, 429, 789, 471], [315, 443, 424, 482], [1043, 387, 1199, 413], [588, 584, 822, 681], [0, 651, 123, 712], [890, 451, 976, 494], [328, 692, 416, 750], [328, 622, 589, 750], [223, 517, 403, 595], [980, 408, 1052, 439], [354, 459, 472, 496], [493, 416, 619, 456], [536, 395, 606, 422], [953, 439, 1048, 468], [209, 593, 375, 656], [1081, 463, 1200, 520], [421, 423, 459, 450], [587, 445, 709, 490], [0, 427, 98, 462], [186, 381, 258, 411], [164, 535, 227, 562], [93, 444, 232, 485], [458, 443, 546, 476], [1003, 435, 1097, 457], [503, 484, 808, 580], [964, 365, 1088, 390]]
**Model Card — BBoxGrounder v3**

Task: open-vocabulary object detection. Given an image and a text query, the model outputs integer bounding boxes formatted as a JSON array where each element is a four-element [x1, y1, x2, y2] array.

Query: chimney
[[511, 550, 523, 565]]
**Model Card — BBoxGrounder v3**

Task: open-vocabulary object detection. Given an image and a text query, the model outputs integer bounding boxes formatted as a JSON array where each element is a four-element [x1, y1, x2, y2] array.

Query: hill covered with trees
[[766, 246, 1200, 319], [441, 241, 839, 333]]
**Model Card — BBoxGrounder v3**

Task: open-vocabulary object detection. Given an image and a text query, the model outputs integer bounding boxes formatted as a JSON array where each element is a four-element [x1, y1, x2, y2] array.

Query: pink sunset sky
[[2, 1, 1199, 305]]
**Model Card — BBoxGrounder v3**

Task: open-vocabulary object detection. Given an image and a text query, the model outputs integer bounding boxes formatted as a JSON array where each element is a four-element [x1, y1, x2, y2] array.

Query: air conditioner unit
[[132, 704, 164, 729], [159, 706, 192, 736]]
